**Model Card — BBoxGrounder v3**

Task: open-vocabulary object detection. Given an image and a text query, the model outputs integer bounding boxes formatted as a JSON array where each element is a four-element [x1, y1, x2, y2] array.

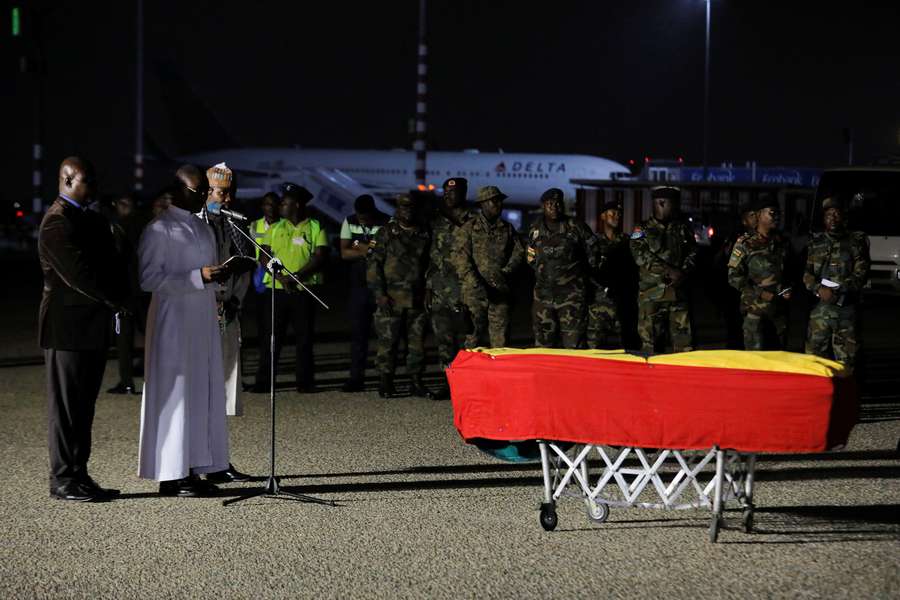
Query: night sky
[[6, 0, 900, 206]]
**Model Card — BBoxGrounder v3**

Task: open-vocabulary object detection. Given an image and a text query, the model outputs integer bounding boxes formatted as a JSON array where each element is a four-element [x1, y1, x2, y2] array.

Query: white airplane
[[182, 147, 629, 227]]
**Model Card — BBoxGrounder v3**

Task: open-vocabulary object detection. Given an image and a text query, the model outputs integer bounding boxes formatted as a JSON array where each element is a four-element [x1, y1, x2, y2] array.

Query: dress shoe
[[205, 463, 251, 483], [340, 379, 365, 393], [378, 375, 396, 398], [159, 475, 218, 498], [107, 383, 140, 395], [409, 375, 435, 400], [50, 481, 102, 502], [81, 476, 120, 498]]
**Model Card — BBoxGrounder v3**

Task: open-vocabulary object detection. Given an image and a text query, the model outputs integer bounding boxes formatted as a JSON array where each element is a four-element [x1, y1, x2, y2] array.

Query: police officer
[[427, 178, 472, 398], [803, 197, 870, 371], [629, 186, 697, 354], [454, 185, 524, 349], [727, 195, 794, 350], [527, 187, 597, 349], [339, 195, 389, 392], [367, 193, 433, 398], [586, 200, 632, 349]]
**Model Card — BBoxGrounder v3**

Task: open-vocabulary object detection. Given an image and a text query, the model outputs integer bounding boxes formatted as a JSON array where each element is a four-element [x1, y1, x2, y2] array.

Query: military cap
[[354, 194, 376, 213], [821, 196, 842, 211], [476, 185, 508, 204], [751, 194, 779, 212], [280, 182, 314, 203], [540, 188, 565, 203], [443, 177, 468, 192], [206, 162, 233, 189], [651, 186, 681, 201], [600, 200, 621, 214], [395, 193, 415, 206], [739, 201, 756, 215]]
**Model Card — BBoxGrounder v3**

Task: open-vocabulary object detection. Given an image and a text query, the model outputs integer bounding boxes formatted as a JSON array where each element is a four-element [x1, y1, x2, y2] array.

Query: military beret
[[540, 188, 564, 203], [752, 194, 779, 212], [280, 182, 314, 203], [651, 186, 680, 201], [443, 177, 467, 192], [476, 186, 508, 204], [821, 196, 842, 211], [600, 200, 621, 214], [206, 162, 233, 189]]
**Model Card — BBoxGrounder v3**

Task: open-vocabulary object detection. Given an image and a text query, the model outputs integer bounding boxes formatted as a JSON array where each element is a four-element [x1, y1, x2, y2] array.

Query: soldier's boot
[[432, 369, 451, 401], [409, 375, 435, 400], [378, 375, 397, 398]]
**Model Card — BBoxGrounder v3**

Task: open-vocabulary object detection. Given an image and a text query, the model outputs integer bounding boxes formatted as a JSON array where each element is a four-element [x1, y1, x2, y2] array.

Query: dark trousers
[[255, 289, 317, 388], [348, 286, 376, 382], [44, 348, 107, 489]]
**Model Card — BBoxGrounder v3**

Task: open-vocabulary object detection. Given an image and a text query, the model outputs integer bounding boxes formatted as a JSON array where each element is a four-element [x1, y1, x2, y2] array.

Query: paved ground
[[2, 255, 899, 598]]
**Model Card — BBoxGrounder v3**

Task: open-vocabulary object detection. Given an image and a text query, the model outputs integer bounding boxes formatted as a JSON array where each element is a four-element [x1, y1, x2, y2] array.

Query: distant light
[[707, 226, 715, 238], [427, 184, 435, 191], [627, 159, 635, 166], [12, 7, 20, 37], [644, 156, 651, 163], [417, 184, 426, 191], [677, 157, 684, 164], [15, 210, 24, 218]]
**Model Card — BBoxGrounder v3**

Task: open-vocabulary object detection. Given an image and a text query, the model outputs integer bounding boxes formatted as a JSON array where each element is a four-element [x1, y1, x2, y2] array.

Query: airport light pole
[[701, 0, 711, 181], [413, 0, 428, 188], [135, 0, 144, 192]]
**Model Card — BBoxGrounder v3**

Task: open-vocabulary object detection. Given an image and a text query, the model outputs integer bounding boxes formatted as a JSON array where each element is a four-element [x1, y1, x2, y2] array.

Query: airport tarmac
[[1, 257, 898, 598]]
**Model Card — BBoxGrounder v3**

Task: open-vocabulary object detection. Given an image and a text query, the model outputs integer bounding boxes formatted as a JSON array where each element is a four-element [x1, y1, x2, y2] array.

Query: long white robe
[[137, 205, 229, 481]]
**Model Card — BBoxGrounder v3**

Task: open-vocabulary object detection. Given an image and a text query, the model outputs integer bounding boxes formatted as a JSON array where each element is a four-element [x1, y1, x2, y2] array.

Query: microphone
[[207, 203, 249, 221]]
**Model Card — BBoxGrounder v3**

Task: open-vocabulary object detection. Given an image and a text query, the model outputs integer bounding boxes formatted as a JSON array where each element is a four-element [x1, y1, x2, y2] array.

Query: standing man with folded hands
[[39, 156, 127, 502]]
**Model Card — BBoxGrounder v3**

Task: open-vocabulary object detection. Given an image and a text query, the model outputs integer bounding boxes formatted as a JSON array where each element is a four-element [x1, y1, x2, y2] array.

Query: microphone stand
[[220, 216, 334, 507]]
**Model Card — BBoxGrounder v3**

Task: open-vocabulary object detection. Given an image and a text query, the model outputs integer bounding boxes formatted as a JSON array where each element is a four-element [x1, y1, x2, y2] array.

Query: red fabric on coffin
[[448, 351, 857, 454]]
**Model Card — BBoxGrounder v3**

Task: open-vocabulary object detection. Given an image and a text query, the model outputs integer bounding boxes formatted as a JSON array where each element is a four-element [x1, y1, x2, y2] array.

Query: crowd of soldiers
[[335, 179, 870, 400]]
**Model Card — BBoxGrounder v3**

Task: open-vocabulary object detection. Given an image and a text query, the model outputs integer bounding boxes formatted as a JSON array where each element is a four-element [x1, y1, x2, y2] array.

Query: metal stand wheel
[[540, 502, 558, 531], [586, 498, 609, 524]]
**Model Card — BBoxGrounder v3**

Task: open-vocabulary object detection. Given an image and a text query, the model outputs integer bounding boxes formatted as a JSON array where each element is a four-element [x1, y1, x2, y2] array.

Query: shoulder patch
[[530, 229, 539, 240], [630, 226, 645, 240]]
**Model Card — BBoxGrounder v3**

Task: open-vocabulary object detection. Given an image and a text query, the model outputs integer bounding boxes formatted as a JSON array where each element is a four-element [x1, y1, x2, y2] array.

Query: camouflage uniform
[[630, 217, 697, 353], [727, 232, 792, 350], [427, 206, 472, 367], [367, 218, 431, 377], [527, 217, 597, 348], [454, 212, 524, 348], [587, 231, 631, 349], [803, 230, 869, 370]]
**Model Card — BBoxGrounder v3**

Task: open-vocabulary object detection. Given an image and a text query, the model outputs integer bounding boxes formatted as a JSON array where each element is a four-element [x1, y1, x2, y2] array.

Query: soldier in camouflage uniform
[[426, 177, 472, 399], [454, 186, 524, 348], [587, 200, 632, 349], [630, 186, 697, 354], [803, 197, 870, 372], [527, 188, 598, 349], [727, 195, 794, 350], [367, 193, 434, 398]]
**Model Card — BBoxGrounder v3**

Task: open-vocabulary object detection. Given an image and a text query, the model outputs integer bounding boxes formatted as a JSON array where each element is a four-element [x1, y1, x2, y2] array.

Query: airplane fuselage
[[184, 148, 628, 206]]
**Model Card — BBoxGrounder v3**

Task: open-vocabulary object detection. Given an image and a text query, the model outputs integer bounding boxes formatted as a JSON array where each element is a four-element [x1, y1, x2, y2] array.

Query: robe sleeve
[[139, 220, 206, 294]]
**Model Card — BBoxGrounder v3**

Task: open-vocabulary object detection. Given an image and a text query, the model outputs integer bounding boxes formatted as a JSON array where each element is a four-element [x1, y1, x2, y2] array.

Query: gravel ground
[[1, 352, 898, 599]]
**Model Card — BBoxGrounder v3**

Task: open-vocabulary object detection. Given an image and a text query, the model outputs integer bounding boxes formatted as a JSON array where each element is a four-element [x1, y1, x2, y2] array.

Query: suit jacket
[[38, 197, 124, 350]]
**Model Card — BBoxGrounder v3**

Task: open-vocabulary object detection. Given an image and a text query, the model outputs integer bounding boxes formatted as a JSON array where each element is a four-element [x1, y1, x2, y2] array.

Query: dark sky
[[6, 0, 900, 206]]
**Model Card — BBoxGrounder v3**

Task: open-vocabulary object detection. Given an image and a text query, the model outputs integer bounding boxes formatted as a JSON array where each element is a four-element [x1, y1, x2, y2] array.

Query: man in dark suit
[[38, 156, 125, 502]]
